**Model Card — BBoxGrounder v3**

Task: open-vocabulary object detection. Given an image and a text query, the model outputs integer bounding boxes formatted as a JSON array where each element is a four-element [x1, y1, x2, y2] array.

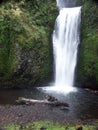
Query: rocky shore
[[0, 104, 97, 126]]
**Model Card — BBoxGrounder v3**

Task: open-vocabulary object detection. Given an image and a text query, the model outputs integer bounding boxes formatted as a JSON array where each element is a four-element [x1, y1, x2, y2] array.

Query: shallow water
[[0, 87, 98, 122]]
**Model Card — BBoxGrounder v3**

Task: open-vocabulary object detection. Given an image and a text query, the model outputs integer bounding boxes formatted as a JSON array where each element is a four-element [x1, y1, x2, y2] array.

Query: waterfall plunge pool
[[0, 87, 98, 123]]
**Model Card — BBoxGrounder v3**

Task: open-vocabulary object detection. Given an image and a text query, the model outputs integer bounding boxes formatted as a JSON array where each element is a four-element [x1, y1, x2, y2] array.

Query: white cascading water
[[41, 1, 81, 94], [52, 7, 81, 93]]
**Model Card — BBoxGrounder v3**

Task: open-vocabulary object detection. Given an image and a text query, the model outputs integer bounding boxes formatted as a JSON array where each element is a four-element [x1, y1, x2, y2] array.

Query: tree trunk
[[16, 97, 69, 107]]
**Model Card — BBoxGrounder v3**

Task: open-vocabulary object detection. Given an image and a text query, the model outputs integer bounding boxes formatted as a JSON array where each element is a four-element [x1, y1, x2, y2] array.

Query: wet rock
[[46, 95, 58, 102]]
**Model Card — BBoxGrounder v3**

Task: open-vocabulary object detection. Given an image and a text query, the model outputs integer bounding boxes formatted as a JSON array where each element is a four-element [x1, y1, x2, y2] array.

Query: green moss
[[4, 121, 98, 130]]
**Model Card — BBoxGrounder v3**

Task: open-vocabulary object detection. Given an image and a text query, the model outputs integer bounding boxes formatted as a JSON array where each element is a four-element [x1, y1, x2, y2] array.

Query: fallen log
[[16, 97, 69, 107]]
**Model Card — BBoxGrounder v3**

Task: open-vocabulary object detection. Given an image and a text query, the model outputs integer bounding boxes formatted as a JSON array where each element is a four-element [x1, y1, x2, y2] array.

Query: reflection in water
[[0, 88, 46, 104], [0, 88, 98, 121]]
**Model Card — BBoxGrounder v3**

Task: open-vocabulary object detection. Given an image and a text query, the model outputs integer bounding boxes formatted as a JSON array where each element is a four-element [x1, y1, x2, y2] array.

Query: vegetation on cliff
[[77, 0, 98, 89], [0, 0, 98, 89], [0, 0, 57, 87]]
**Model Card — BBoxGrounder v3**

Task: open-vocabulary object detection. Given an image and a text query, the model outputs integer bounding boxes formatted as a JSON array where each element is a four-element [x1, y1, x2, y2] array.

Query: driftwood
[[16, 97, 69, 107], [85, 88, 98, 94]]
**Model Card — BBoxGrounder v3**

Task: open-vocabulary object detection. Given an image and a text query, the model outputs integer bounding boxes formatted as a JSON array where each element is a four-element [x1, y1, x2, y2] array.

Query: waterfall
[[52, 7, 81, 93], [41, 0, 81, 94], [56, 0, 78, 8]]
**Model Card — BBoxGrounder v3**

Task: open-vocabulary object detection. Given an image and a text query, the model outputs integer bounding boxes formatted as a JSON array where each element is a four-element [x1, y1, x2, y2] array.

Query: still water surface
[[0, 87, 98, 121]]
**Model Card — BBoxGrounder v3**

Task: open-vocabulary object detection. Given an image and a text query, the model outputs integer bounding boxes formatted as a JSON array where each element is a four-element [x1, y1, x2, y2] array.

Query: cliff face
[[0, 0, 57, 88], [76, 0, 98, 89]]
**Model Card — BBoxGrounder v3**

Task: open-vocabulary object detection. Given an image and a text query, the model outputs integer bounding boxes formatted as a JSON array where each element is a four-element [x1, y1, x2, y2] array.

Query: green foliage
[[0, 0, 57, 86], [4, 121, 98, 130], [77, 0, 98, 87], [25, 0, 57, 31], [0, 15, 15, 79]]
